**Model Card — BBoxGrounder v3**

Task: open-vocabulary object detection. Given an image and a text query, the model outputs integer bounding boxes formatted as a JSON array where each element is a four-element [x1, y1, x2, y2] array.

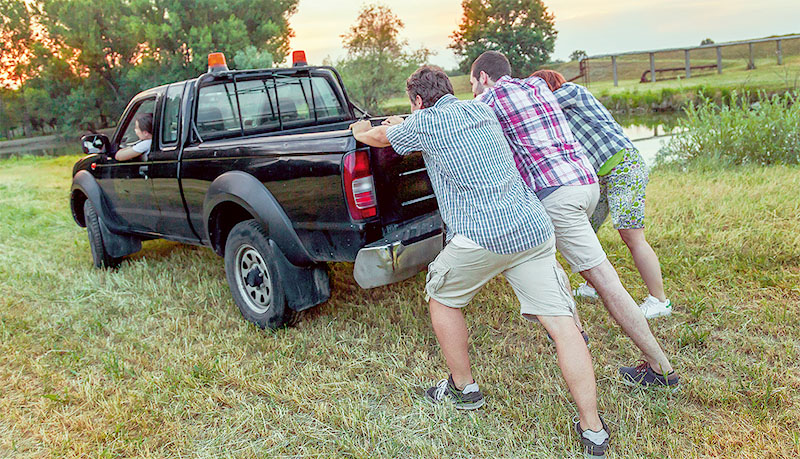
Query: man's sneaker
[[424, 374, 485, 410], [619, 361, 679, 389], [573, 282, 599, 300], [574, 415, 611, 457], [639, 295, 672, 319]]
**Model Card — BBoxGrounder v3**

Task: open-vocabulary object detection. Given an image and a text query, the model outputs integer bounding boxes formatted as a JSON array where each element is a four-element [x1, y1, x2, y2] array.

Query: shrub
[[658, 91, 800, 167]]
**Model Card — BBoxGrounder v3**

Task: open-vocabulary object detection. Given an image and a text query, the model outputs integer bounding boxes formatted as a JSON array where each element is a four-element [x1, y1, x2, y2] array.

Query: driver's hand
[[381, 116, 403, 126], [349, 120, 372, 136]]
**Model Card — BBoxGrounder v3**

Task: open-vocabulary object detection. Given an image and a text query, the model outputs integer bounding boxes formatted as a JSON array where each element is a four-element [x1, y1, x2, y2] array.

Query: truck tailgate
[[369, 145, 437, 229]]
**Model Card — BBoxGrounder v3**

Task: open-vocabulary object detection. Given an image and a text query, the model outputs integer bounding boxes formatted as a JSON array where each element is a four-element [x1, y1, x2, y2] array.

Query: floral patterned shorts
[[590, 149, 649, 231]]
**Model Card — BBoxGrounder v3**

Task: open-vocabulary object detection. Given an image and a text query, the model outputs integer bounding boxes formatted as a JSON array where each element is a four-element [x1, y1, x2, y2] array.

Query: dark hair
[[406, 65, 454, 108], [531, 70, 567, 92], [135, 112, 153, 134], [471, 51, 512, 81]]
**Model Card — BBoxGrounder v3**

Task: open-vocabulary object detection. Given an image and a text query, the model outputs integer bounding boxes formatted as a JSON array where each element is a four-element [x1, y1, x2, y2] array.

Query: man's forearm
[[115, 147, 141, 161], [353, 126, 391, 148]]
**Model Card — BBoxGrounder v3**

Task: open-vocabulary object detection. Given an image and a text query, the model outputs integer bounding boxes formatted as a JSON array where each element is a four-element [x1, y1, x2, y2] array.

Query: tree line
[[0, 0, 557, 140]]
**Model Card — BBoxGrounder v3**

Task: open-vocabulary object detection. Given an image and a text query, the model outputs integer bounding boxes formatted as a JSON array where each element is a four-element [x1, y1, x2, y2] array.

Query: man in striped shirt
[[349, 65, 610, 457], [470, 51, 677, 390]]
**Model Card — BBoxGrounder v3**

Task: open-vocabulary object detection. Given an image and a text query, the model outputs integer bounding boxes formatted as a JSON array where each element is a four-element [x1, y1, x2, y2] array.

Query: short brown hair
[[406, 65, 454, 108], [531, 70, 566, 92], [135, 112, 153, 134], [471, 51, 511, 82]]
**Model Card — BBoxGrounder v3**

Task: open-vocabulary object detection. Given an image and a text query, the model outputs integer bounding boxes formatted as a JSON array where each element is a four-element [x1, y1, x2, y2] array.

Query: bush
[[658, 91, 800, 167]]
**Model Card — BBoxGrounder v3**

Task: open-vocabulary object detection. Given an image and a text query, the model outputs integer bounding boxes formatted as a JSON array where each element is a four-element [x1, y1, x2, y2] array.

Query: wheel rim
[[233, 244, 273, 314]]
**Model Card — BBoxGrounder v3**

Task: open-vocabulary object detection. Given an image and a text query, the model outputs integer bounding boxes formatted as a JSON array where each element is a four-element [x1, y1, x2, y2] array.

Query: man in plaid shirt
[[470, 51, 678, 391], [350, 65, 611, 457]]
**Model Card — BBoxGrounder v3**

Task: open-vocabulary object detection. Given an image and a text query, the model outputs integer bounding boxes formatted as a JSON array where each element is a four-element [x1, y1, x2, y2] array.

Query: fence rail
[[583, 34, 800, 86]]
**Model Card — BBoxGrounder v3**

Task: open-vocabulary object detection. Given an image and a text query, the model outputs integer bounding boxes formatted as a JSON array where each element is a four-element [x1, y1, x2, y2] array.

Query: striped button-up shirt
[[385, 94, 553, 254], [477, 76, 597, 192], [553, 82, 635, 171]]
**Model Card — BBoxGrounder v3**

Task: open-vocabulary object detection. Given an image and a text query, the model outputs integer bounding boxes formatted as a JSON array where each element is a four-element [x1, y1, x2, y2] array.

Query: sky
[[289, 0, 800, 68]]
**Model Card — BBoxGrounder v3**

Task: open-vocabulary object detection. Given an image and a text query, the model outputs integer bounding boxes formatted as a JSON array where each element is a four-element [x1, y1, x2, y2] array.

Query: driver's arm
[[115, 146, 142, 161]]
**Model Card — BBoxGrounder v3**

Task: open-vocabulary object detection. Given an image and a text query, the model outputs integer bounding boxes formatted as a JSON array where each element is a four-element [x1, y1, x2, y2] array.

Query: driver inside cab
[[115, 113, 153, 161]]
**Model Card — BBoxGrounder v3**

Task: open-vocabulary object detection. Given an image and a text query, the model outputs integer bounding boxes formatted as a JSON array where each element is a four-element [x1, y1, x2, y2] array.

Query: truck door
[[147, 82, 201, 242], [97, 97, 161, 233]]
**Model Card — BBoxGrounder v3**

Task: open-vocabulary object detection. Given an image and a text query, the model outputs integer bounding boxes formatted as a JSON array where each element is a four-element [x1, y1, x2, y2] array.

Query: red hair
[[531, 70, 567, 92]]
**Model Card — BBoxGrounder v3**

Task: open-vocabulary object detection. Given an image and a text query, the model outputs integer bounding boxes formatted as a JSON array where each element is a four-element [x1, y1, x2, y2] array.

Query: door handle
[[139, 165, 149, 180]]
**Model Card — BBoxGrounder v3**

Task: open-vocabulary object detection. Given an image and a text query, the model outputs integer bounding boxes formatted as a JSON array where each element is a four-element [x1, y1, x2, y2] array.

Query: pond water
[[616, 112, 684, 165]]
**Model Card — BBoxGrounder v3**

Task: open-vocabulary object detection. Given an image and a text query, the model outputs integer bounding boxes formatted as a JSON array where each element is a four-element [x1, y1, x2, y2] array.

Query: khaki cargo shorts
[[425, 236, 575, 319], [540, 183, 607, 273]]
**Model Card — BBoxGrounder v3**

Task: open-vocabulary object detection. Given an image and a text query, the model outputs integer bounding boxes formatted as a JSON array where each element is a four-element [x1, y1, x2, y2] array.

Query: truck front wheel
[[224, 219, 300, 329], [83, 200, 121, 269]]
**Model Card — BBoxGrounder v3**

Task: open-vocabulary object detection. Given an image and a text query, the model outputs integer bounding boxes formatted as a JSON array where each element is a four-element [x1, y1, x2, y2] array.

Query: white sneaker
[[573, 282, 599, 300], [639, 295, 672, 319]]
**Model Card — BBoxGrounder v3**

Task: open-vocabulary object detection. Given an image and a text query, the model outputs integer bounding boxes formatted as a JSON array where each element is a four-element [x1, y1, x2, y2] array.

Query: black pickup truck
[[70, 54, 443, 329]]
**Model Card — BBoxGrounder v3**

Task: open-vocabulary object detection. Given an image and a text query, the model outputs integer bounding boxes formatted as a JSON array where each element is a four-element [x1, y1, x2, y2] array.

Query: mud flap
[[97, 216, 142, 259]]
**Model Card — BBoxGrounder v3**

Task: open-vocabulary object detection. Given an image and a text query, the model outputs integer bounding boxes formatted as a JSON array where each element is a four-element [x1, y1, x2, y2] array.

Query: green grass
[[1, 155, 799, 457]]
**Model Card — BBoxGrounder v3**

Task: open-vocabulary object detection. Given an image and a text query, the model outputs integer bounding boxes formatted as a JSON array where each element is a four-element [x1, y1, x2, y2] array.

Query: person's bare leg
[[537, 315, 602, 431], [581, 259, 673, 374], [429, 298, 474, 389], [556, 263, 584, 331], [618, 228, 666, 302]]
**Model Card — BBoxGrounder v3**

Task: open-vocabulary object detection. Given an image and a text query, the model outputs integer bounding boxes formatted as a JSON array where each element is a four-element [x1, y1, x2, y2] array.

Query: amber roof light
[[207, 53, 229, 73]]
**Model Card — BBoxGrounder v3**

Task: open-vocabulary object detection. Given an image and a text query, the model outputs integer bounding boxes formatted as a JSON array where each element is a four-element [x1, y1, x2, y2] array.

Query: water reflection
[[616, 113, 685, 165]]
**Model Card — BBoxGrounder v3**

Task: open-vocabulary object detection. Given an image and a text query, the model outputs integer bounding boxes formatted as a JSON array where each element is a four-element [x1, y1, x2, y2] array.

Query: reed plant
[[660, 91, 800, 167]]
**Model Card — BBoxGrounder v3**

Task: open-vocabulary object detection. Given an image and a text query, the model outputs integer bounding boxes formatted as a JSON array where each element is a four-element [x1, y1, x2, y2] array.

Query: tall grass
[[659, 91, 800, 167]]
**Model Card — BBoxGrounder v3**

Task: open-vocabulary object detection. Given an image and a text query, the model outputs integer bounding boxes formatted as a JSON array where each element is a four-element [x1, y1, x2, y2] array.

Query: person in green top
[[533, 70, 672, 320]]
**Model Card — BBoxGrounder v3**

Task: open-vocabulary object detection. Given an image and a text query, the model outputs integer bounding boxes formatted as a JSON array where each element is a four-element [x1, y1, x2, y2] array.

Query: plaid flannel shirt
[[553, 82, 635, 171], [385, 94, 553, 254], [477, 76, 597, 192]]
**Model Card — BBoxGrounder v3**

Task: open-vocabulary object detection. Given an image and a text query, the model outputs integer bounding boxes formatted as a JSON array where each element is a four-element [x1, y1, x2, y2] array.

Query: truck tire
[[224, 219, 300, 329], [83, 200, 121, 269]]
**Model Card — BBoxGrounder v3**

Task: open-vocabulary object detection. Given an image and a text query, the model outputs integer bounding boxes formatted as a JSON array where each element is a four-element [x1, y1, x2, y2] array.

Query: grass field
[[1, 155, 799, 457]]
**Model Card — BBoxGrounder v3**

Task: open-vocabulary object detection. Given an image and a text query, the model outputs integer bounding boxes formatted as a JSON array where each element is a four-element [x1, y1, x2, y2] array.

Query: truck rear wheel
[[83, 200, 121, 269], [224, 219, 300, 329]]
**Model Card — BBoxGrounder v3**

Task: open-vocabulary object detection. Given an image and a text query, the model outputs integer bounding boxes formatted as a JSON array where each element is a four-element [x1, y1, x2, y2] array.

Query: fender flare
[[203, 171, 313, 267], [70, 170, 125, 232]]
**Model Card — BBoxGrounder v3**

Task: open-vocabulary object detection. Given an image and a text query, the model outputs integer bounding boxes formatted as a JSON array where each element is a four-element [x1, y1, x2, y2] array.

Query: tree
[[0, 0, 298, 133], [700, 38, 715, 46], [450, 0, 557, 77], [334, 4, 430, 114], [570, 50, 588, 62], [233, 46, 274, 70]]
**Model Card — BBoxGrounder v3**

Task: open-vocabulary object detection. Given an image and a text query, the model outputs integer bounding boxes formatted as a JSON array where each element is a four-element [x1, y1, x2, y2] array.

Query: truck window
[[119, 99, 156, 148], [273, 75, 346, 127], [161, 82, 185, 145], [197, 82, 241, 139], [196, 73, 348, 140]]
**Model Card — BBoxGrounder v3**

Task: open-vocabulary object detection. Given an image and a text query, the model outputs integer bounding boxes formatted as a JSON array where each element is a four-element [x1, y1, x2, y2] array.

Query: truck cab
[[70, 53, 443, 329]]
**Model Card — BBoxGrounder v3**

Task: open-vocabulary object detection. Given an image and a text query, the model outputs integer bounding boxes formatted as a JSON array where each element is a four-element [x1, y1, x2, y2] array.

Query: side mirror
[[81, 134, 110, 155]]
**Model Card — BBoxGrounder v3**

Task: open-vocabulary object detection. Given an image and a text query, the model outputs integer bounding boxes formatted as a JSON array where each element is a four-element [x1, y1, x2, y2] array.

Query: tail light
[[343, 150, 377, 220]]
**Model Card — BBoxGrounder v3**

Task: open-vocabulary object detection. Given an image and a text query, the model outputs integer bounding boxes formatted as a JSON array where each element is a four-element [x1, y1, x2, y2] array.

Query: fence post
[[649, 53, 656, 83], [777, 40, 783, 65], [684, 49, 691, 78], [748, 43, 755, 69], [716, 46, 723, 74], [611, 55, 618, 87]]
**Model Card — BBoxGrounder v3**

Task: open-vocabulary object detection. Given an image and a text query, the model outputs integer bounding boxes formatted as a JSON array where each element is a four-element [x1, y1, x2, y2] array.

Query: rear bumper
[[353, 213, 444, 289]]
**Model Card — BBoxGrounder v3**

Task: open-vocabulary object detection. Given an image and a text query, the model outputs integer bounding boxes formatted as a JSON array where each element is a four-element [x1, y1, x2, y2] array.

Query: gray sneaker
[[619, 361, 679, 389], [424, 374, 485, 410], [574, 415, 611, 457]]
